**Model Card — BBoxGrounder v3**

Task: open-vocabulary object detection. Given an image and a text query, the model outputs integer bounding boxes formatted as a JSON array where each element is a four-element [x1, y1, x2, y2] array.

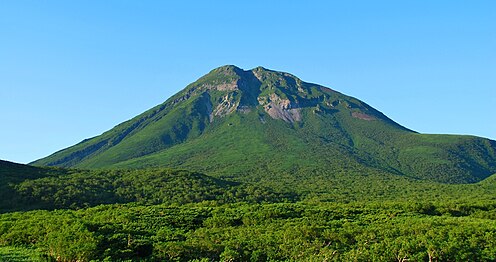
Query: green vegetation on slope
[[110, 108, 496, 184]]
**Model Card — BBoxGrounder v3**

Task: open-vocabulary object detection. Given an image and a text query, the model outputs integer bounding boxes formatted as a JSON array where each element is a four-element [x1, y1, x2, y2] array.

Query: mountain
[[32, 65, 496, 184]]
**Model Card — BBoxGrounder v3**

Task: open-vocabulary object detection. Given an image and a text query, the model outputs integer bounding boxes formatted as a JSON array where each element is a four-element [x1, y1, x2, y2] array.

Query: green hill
[[0, 160, 292, 212], [32, 65, 496, 184], [0, 160, 64, 212]]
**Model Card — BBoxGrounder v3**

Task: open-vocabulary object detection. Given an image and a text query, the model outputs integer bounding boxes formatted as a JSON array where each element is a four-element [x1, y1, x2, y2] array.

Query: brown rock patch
[[352, 112, 375, 121]]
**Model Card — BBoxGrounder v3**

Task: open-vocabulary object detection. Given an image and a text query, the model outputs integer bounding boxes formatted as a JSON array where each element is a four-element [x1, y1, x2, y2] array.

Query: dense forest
[[0, 160, 496, 261], [1, 200, 496, 261]]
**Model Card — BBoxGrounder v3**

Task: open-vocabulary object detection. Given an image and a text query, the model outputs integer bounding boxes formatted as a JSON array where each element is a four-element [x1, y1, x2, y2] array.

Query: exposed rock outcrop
[[258, 93, 301, 123]]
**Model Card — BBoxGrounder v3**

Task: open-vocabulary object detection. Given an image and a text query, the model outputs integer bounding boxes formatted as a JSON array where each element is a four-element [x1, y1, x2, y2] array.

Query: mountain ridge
[[32, 65, 496, 184]]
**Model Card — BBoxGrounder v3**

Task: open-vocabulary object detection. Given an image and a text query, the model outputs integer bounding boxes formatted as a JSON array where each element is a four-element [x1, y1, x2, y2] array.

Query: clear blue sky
[[1, 1, 495, 164]]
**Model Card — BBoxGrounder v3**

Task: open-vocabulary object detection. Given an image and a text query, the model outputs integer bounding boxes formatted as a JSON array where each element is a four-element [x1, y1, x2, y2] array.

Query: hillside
[[32, 65, 496, 184], [0, 160, 291, 213], [0, 160, 64, 212]]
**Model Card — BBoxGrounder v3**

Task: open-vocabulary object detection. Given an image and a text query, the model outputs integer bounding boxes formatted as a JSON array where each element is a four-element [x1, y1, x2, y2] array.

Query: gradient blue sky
[[1, 1, 495, 164]]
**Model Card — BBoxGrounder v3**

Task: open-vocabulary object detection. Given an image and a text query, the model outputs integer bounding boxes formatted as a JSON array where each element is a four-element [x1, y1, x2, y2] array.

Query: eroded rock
[[259, 93, 301, 123], [352, 112, 375, 121]]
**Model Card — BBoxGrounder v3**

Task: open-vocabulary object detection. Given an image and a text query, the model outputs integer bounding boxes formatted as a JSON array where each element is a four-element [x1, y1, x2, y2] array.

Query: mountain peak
[[209, 65, 243, 76], [251, 66, 269, 71], [187, 65, 317, 122], [205, 65, 300, 84], [165, 65, 388, 124]]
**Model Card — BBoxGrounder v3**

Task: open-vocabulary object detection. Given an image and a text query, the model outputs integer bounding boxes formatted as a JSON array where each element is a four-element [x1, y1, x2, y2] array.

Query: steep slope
[[32, 66, 496, 183]]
